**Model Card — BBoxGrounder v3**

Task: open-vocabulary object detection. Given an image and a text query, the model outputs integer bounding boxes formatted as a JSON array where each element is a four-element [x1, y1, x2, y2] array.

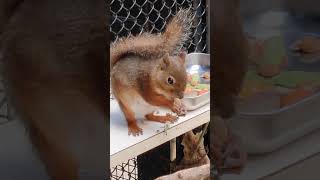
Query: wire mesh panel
[[110, 0, 208, 179], [110, 158, 138, 180], [110, 0, 208, 53]]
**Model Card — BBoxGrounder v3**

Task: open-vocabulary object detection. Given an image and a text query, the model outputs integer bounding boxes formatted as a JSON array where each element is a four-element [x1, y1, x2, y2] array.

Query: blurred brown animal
[[211, 0, 249, 176], [212, 0, 249, 119], [0, 0, 107, 179]]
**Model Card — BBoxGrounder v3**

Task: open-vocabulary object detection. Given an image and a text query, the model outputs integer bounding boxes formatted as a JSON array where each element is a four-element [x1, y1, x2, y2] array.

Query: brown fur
[[111, 54, 187, 135], [211, 0, 249, 176], [111, 9, 192, 136], [110, 9, 193, 67], [145, 113, 177, 123], [212, 0, 249, 118], [0, 0, 107, 179]]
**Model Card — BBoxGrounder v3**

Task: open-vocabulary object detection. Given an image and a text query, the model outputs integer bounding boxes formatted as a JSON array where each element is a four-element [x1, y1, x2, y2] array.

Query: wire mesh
[[110, 0, 208, 179], [110, 158, 138, 180], [110, 0, 208, 53]]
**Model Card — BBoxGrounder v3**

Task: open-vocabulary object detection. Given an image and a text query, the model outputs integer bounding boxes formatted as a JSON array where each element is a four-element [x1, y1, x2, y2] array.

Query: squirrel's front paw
[[172, 98, 187, 116], [128, 123, 143, 136]]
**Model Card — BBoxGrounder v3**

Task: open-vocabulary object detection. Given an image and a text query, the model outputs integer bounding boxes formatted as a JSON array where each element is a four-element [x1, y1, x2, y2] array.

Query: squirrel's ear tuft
[[178, 51, 187, 65], [160, 53, 170, 70]]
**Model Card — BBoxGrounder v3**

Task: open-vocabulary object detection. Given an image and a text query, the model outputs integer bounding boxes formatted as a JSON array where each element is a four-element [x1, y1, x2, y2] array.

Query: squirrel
[[110, 9, 193, 136]]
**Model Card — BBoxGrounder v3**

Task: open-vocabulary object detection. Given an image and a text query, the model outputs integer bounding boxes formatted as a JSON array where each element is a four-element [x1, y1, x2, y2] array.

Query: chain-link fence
[[110, 158, 138, 180], [110, 0, 208, 179], [110, 0, 208, 53]]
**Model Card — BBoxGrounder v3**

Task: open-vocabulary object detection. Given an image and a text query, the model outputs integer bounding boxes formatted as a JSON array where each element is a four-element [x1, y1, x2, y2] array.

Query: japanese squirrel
[[110, 9, 193, 136]]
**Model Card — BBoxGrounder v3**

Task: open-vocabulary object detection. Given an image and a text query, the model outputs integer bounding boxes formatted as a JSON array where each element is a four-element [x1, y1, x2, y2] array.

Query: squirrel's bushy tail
[[110, 9, 193, 67]]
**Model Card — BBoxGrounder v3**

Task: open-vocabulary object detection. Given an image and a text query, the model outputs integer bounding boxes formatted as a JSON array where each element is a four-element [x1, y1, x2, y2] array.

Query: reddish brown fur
[[145, 113, 177, 123], [111, 63, 179, 135], [111, 78, 142, 135], [142, 82, 174, 107], [111, 34, 166, 67], [119, 100, 142, 135], [110, 9, 193, 68], [111, 10, 191, 136]]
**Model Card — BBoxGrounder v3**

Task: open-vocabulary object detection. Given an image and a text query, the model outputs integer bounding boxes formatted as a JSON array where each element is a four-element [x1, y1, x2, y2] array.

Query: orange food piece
[[184, 87, 192, 93], [280, 88, 314, 107], [197, 89, 208, 96], [293, 36, 320, 54]]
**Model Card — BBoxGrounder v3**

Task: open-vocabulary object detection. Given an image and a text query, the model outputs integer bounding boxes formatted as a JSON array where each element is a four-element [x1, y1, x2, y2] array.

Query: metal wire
[[110, 158, 138, 180], [110, 0, 208, 53]]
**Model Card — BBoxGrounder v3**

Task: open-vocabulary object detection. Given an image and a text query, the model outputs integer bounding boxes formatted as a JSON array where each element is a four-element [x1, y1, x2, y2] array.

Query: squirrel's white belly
[[123, 91, 159, 119], [132, 96, 159, 119]]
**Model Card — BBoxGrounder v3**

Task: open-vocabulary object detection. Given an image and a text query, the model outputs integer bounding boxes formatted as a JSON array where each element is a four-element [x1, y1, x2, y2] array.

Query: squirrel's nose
[[177, 92, 184, 99]]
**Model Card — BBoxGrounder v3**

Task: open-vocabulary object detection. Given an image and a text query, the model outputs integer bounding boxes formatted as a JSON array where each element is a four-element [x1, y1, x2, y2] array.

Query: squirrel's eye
[[167, 76, 175, 85]]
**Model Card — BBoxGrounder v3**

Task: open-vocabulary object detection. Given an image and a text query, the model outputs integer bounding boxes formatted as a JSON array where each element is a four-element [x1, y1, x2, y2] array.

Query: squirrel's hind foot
[[128, 123, 143, 136], [145, 113, 178, 123]]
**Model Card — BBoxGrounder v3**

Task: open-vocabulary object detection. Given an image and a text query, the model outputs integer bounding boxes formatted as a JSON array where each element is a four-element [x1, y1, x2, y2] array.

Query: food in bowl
[[184, 73, 210, 97]]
